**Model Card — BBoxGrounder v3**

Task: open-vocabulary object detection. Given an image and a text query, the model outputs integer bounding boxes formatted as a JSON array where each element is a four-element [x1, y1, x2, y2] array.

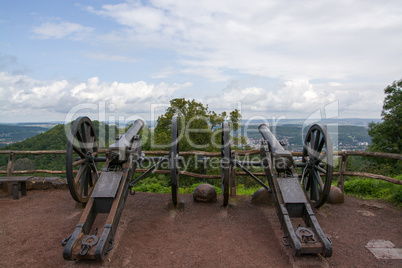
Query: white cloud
[[0, 70, 385, 122], [84, 0, 402, 82], [32, 22, 93, 39], [0, 72, 192, 122], [98, 3, 165, 32], [328, 82, 342, 87], [70, 77, 191, 111], [202, 79, 385, 119], [0, 72, 70, 115]]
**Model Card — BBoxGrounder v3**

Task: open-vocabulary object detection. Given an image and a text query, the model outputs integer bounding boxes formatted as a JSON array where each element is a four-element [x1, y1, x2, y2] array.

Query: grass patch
[[344, 175, 402, 206], [132, 176, 260, 196], [235, 184, 260, 195], [131, 173, 400, 207]]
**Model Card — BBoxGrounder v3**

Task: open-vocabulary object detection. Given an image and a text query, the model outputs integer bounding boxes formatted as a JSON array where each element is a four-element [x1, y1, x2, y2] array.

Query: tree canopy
[[153, 98, 241, 151], [368, 79, 402, 154]]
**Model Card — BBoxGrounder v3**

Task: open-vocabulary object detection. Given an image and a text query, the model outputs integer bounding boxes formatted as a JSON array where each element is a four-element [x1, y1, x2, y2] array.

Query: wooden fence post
[[337, 152, 347, 192], [7, 152, 14, 177]]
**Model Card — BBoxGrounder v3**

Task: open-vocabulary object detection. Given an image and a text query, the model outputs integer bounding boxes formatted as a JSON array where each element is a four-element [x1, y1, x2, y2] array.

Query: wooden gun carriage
[[62, 116, 333, 260], [223, 123, 333, 256]]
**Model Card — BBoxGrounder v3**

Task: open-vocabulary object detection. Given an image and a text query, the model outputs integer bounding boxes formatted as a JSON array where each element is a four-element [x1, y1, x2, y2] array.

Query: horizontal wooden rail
[[4, 149, 397, 159], [0, 150, 67, 155], [1, 149, 400, 196], [340, 151, 402, 160], [342, 171, 402, 185], [235, 172, 266, 177], [12, 170, 66, 175]]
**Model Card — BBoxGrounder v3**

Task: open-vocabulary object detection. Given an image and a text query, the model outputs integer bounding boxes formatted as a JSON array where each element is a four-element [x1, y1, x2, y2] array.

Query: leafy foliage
[[367, 79, 402, 176], [368, 79, 402, 154], [144, 98, 243, 188], [153, 98, 241, 151]]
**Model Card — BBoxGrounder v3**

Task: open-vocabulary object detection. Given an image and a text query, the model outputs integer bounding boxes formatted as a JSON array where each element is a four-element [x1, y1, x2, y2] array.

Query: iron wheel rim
[[221, 122, 231, 206], [66, 117, 98, 204], [301, 124, 333, 208], [170, 115, 179, 205]]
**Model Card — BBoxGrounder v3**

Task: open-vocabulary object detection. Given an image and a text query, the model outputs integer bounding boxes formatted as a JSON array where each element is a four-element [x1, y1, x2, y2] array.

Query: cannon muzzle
[[108, 119, 145, 163], [258, 124, 293, 172]]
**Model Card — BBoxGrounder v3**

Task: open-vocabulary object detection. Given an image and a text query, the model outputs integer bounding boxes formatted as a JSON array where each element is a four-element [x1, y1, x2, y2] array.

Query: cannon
[[62, 116, 333, 260], [221, 122, 333, 256], [62, 116, 181, 260]]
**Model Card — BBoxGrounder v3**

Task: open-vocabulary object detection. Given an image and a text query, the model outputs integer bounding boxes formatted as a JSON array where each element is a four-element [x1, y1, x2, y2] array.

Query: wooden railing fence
[[1, 149, 401, 195]]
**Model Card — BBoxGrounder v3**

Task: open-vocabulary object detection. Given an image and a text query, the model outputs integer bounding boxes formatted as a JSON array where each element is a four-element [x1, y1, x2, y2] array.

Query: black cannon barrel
[[258, 123, 293, 172], [109, 119, 144, 150], [258, 124, 286, 155], [108, 119, 144, 163]]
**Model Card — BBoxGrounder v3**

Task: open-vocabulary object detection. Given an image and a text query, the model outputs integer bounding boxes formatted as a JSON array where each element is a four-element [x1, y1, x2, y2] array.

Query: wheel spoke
[[79, 166, 89, 196], [308, 171, 314, 200], [78, 166, 85, 194], [76, 130, 83, 142], [302, 168, 309, 187], [313, 169, 324, 189], [81, 123, 88, 143], [314, 130, 321, 151], [310, 131, 315, 150], [89, 135, 95, 149], [315, 165, 327, 175], [91, 169, 97, 187], [89, 163, 98, 186], [72, 144, 86, 159], [74, 165, 85, 185], [317, 136, 325, 152], [305, 143, 313, 159], [86, 124, 92, 144], [317, 152, 327, 164], [312, 176, 320, 201]]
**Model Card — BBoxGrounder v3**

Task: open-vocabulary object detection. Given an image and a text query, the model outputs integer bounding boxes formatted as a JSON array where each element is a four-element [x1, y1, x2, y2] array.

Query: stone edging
[[1, 177, 68, 192]]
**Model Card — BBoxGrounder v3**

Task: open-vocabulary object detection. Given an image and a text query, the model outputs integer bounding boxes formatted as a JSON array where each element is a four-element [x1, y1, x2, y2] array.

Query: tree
[[153, 98, 241, 151], [149, 98, 242, 187], [368, 79, 402, 154]]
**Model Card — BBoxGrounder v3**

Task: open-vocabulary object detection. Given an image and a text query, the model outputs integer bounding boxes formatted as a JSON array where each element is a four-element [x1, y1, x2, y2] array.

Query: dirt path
[[0, 189, 401, 267]]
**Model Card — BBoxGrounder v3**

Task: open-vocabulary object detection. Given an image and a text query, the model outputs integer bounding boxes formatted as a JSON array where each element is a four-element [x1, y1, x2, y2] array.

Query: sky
[[0, 0, 401, 124]]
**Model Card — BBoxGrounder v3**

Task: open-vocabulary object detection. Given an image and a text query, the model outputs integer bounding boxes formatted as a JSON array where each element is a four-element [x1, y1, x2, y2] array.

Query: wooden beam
[[12, 170, 66, 174], [344, 151, 402, 160], [342, 171, 402, 185]]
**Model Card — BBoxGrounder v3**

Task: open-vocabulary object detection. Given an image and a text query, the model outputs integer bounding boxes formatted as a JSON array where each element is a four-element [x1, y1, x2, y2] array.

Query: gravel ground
[[0, 189, 401, 267]]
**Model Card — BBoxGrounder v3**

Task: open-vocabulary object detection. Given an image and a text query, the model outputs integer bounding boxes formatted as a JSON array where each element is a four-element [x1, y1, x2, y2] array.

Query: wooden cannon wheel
[[301, 124, 333, 208], [170, 115, 179, 205], [66, 116, 99, 204], [221, 122, 231, 206]]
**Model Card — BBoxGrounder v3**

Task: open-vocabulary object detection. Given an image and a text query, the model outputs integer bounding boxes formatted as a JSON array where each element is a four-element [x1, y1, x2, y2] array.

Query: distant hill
[[0, 121, 118, 171], [240, 118, 381, 127], [0, 124, 50, 147], [0, 118, 373, 171], [237, 124, 371, 151]]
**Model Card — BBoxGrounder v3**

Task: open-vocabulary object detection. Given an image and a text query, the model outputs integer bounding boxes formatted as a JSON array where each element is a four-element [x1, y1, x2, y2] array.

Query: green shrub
[[344, 177, 402, 205]]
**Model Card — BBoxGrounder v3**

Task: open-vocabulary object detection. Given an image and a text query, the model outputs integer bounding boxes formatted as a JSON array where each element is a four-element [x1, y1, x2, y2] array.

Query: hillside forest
[[0, 93, 401, 205]]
